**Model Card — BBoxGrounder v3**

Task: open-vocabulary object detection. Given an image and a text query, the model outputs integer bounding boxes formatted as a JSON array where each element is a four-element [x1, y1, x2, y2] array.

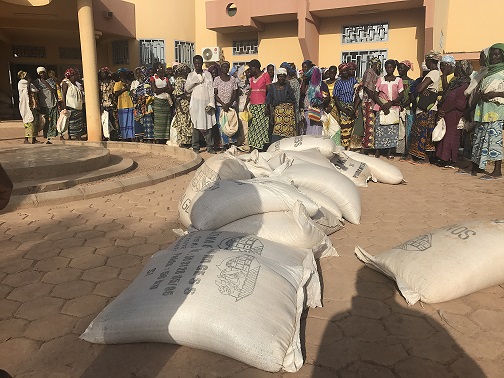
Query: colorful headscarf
[[238, 65, 249, 81], [174, 63, 190, 76], [117, 67, 128, 74], [99, 67, 110, 74], [485, 43, 504, 77], [369, 57, 382, 73], [338, 63, 351, 72], [64, 68, 75, 78], [280, 62, 296, 77], [425, 50, 442, 62], [441, 55, 456, 66], [305, 66, 323, 106], [399, 60, 414, 71], [207, 63, 221, 77], [277, 67, 287, 76]]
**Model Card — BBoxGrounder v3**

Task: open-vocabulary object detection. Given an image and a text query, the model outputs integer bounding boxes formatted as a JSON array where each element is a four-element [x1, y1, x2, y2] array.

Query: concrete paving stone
[[0, 284, 12, 299], [15, 296, 65, 321], [75, 230, 106, 240], [33, 256, 70, 272], [68, 254, 106, 270], [383, 313, 436, 340], [340, 361, 396, 378], [72, 314, 95, 335], [470, 309, 504, 332], [431, 300, 473, 315], [339, 315, 389, 342], [4, 223, 40, 235], [303, 317, 343, 347], [94, 245, 128, 258], [106, 254, 141, 269], [94, 222, 124, 232], [98, 228, 132, 239], [2, 270, 43, 287], [383, 294, 437, 317], [0, 299, 21, 319], [284, 364, 335, 378], [114, 236, 147, 248], [305, 337, 365, 371], [0, 258, 34, 274], [17, 239, 56, 252], [61, 294, 109, 317], [0, 338, 40, 376], [118, 266, 143, 281], [51, 237, 85, 249], [463, 291, 504, 311], [24, 314, 79, 342], [450, 357, 491, 378], [227, 368, 281, 377], [93, 279, 130, 298], [83, 237, 114, 248], [59, 246, 96, 259], [43, 230, 77, 241], [358, 341, 408, 366], [451, 333, 504, 360], [7, 282, 54, 303], [0, 318, 29, 342], [51, 280, 95, 299], [126, 243, 161, 257], [11, 232, 47, 244], [351, 296, 391, 319], [354, 280, 396, 301], [23, 245, 61, 261], [34, 223, 64, 235], [81, 266, 120, 282], [435, 311, 481, 337], [393, 356, 456, 378], [407, 332, 460, 363]]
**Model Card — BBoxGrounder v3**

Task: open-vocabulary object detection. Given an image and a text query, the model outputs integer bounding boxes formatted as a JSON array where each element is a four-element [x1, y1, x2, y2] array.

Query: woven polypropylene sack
[[343, 150, 404, 185], [355, 220, 504, 305], [217, 201, 338, 259], [179, 153, 252, 227], [163, 227, 322, 307], [331, 151, 372, 188], [267, 135, 337, 159], [81, 247, 311, 372], [189, 178, 320, 230]]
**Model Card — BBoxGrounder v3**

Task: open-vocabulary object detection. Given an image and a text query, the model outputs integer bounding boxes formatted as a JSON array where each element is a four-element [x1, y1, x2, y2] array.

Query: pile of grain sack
[[80, 135, 406, 373]]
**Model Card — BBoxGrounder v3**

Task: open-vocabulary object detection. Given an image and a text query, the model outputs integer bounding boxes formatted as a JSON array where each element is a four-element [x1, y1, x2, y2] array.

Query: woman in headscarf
[[281, 61, 301, 128], [333, 63, 358, 148], [236, 64, 250, 149], [207, 63, 221, 80], [304, 65, 330, 135], [114, 67, 135, 142], [214, 61, 238, 150], [172, 64, 193, 148], [17, 71, 40, 144], [130, 66, 155, 143], [434, 60, 472, 167], [61, 68, 84, 140], [440, 55, 456, 92], [396, 60, 414, 157], [34, 66, 58, 144], [245, 59, 271, 151], [470, 43, 504, 179], [151, 62, 174, 144], [267, 64, 278, 84], [360, 57, 382, 151], [373, 59, 404, 159], [407, 50, 442, 163], [98, 67, 118, 140], [266, 67, 297, 142]]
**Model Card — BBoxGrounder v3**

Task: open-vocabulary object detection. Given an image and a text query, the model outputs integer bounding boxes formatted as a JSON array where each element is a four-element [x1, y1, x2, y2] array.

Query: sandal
[[480, 175, 503, 180]]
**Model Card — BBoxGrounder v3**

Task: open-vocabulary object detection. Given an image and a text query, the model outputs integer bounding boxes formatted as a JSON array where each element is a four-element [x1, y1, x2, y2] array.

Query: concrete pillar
[[77, 0, 101, 142]]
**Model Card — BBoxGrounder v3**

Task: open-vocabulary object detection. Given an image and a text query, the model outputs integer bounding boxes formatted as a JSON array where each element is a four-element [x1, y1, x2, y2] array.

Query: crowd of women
[[17, 43, 504, 178]]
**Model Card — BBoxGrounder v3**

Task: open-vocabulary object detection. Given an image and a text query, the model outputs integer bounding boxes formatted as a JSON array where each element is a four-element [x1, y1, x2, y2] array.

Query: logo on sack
[[215, 254, 260, 301], [218, 236, 264, 255], [396, 233, 432, 251], [191, 165, 220, 191]]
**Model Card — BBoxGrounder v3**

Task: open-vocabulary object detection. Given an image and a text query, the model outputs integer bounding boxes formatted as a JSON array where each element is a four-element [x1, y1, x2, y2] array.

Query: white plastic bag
[[220, 108, 239, 137], [432, 118, 446, 142], [322, 112, 341, 137], [355, 220, 504, 305], [56, 110, 70, 134], [101, 110, 110, 139]]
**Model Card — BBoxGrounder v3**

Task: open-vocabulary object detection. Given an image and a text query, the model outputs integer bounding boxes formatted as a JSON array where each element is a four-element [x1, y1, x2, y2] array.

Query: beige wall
[[319, 9, 425, 72], [445, 0, 504, 55], [258, 21, 303, 68]]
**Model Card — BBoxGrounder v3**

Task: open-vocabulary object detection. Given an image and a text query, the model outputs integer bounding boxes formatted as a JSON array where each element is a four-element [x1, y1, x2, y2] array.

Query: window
[[112, 40, 129, 65], [342, 23, 389, 44], [12, 45, 45, 59], [341, 49, 387, 79], [174, 41, 195, 66], [140, 39, 165, 66], [233, 40, 258, 56], [59, 47, 81, 60]]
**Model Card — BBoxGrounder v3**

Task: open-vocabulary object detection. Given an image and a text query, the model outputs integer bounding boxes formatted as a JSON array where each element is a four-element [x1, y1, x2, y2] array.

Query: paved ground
[[1, 122, 504, 377]]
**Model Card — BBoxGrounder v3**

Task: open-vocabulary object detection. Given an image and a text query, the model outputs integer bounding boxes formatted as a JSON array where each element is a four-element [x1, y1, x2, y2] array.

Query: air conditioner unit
[[202, 47, 221, 62]]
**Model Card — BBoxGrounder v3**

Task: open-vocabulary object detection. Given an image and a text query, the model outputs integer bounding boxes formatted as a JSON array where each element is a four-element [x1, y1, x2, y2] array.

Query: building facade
[[0, 0, 502, 138]]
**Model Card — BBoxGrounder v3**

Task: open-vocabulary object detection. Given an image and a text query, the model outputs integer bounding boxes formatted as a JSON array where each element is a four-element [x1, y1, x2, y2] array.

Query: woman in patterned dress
[[214, 61, 239, 150], [333, 63, 358, 149], [172, 64, 193, 148]]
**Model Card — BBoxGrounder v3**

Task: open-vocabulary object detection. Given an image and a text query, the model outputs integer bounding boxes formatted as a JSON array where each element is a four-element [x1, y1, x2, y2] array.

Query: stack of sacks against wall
[[81, 232, 322, 372]]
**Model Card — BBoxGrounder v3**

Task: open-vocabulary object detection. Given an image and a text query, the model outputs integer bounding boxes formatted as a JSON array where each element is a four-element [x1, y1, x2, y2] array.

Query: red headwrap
[[338, 63, 351, 72], [64, 68, 76, 78], [400, 60, 414, 71]]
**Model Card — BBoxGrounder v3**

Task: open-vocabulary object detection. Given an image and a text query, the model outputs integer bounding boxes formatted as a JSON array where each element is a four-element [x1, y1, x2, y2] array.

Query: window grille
[[342, 23, 389, 44], [174, 41, 195, 66], [233, 40, 258, 55], [12, 45, 46, 59], [140, 39, 165, 66], [112, 40, 129, 65], [59, 47, 81, 60], [341, 50, 387, 79]]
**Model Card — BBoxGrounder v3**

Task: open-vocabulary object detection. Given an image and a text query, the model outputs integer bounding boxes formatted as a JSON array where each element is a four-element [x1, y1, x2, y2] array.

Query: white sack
[[179, 153, 252, 227], [217, 201, 338, 259], [81, 247, 309, 372], [297, 187, 343, 221], [267, 135, 337, 159], [284, 149, 336, 170], [189, 178, 320, 230], [331, 151, 372, 188], [163, 228, 322, 307], [343, 150, 404, 185], [311, 207, 344, 236], [235, 149, 283, 177], [275, 165, 361, 225], [355, 220, 504, 305]]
